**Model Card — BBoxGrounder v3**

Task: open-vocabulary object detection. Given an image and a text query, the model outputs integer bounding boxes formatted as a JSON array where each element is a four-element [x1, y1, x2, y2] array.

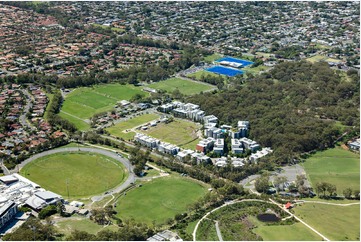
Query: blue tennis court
[[206, 66, 244, 77], [216, 56, 254, 67]]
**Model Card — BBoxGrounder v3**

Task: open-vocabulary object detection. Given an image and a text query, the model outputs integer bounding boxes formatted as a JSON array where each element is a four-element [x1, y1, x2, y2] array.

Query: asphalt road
[[11, 147, 136, 201], [19, 89, 36, 130]]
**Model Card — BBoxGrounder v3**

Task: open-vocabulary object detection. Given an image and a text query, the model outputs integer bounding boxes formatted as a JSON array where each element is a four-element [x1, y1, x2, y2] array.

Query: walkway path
[[192, 198, 331, 241], [214, 220, 223, 241], [294, 200, 360, 207], [268, 198, 330, 241], [192, 199, 271, 241]]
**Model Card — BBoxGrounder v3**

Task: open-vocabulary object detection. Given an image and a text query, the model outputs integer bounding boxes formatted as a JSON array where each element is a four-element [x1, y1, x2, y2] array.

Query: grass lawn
[[251, 217, 322, 241], [293, 203, 360, 241], [187, 70, 226, 81], [302, 147, 360, 193], [255, 52, 273, 58], [44, 92, 54, 120], [106, 113, 159, 140], [148, 78, 215, 95], [141, 119, 201, 146], [204, 53, 223, 63], [306, 55, 327, 63], [180, 138, 200, 150], [59, 111, 91, 131], [60, 84, 146, 127], [324, 57, 343, 63], [20, 152, 127, 198], [91, 23, 125, 33], [196, 219, 219, 241], [185, 220, 198, 235], [243, 65, 271, 74], [55, 215, 118, 237], [115, 176, 208, 225]]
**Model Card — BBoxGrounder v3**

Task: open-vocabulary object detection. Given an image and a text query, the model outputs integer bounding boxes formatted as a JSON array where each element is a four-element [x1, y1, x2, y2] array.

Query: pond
[[257, 213, 280, 222]]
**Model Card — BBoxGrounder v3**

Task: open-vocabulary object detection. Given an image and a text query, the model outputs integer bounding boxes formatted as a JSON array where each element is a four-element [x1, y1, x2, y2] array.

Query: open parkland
[[1, 54, 359, 241]]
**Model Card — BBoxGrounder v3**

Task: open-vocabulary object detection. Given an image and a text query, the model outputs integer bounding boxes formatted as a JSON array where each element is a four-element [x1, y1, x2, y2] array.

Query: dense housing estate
[[142, 101, 273, 166]]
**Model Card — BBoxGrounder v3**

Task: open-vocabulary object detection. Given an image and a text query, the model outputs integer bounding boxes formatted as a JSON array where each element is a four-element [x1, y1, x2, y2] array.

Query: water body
[[257, 213, 280, 222]]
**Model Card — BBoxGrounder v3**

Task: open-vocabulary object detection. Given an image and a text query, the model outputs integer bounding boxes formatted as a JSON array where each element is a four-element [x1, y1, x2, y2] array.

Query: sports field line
[[91, 90, 119, 101], [60, 110, 90, 123]]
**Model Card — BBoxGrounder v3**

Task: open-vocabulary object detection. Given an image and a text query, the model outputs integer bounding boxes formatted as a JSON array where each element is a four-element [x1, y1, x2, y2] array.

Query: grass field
[[20, 152, 127, 198], [106, 113, 159, 140], [196, 219, 219, 241], [306, 55, 342, 64], [148, 78, 215, 95], [141, 119, 201, 146], [44, 92, 54, 120], [92, 23, 125, 33], [255, 52, 273, 58], [115, 176, 208, 225], [306, 55, 327, 63], [55, 215, 118, 237], [293, 203, 360, 241], [59, 111, 91, 131], [60, 84, 146, 130], [181, 138, 201, 150], [243, 65, 271, 74], [302, 147, 360, 193], [252, 218, 322, 241], [187, 70, 226, 81], [204, 53, 223, 63]]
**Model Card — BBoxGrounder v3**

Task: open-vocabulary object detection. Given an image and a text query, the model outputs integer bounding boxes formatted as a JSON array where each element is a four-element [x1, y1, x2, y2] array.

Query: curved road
[[192, 198, 331, 241], [11, 147, 136, 202], [192, 199, 273, 241]]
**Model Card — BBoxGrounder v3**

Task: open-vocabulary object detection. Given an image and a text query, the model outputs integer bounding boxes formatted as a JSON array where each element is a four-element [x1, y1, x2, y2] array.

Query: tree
[[90, 208, 107, 225], [38, 205, 57, 219], [56, 201, 65, 216], [343, 188, 353, 199], [354, 189, 360, 199], [254, 174, 270, 193], [67, 230, 96, 241], [315, 182, 326, 197], [273, 176, 287, 191], [3, 217, 55, 241], [326, 183, 337, 197]]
